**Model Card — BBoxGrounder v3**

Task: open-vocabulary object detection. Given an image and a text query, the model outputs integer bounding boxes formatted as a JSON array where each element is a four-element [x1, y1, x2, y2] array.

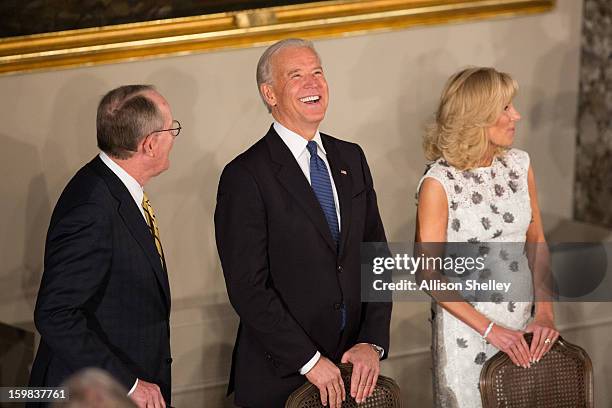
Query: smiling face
[[260, 46, 329, 139], [487, 102, 521, 148]]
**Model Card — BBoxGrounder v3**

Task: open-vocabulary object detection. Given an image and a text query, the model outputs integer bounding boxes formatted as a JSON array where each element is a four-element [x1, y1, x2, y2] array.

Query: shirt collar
[[99, 151, 144, 207], [273, 121, 326, 160]]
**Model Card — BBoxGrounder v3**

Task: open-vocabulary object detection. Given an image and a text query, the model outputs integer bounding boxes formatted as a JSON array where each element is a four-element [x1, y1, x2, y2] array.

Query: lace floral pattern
[[418, 149, 534, 408]]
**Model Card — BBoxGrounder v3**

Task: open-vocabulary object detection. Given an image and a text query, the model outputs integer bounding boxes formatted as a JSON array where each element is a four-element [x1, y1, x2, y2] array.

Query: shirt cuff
[[127, 378, 138, 396], [299, 351, 321, 375]]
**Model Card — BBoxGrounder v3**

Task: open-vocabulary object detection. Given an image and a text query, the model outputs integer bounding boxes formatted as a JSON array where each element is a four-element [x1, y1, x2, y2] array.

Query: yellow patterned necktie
[[142, 192, 165, 267]]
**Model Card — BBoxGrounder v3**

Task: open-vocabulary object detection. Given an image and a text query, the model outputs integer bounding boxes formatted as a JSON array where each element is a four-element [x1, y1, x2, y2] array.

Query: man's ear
[[139, 133, 156, 157], [260, 83, 276, 108]]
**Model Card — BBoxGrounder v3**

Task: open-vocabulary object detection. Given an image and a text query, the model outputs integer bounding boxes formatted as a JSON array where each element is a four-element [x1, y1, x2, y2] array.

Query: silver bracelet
[[482, 321, 494, 339]]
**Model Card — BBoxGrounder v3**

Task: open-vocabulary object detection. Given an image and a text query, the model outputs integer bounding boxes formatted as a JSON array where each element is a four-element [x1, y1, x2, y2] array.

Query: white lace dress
[[417, 148, 534, 408]]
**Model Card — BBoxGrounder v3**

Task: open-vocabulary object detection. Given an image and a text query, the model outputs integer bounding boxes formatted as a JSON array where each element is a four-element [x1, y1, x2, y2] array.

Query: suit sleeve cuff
[[127, 378, 138, 396], [299, 351, 321, 375]]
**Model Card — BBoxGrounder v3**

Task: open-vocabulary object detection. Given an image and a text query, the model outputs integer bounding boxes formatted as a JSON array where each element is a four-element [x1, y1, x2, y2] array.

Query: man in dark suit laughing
[[215, 39, 392, 408], [29, 85, 179, 408]]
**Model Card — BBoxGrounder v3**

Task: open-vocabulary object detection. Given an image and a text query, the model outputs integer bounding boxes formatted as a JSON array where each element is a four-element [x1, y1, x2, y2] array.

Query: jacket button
[[166, 358, 173, 364], [333, 302, 342, 310], [337, 265, 343, 273]]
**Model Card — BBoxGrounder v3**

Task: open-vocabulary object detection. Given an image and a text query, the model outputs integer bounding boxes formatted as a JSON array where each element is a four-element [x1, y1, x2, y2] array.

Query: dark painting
[[0, 0, 327, 38]]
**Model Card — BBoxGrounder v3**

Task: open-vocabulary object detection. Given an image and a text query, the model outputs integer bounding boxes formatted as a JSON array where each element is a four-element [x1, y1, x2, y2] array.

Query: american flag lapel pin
[[340, 169, 348, 175]]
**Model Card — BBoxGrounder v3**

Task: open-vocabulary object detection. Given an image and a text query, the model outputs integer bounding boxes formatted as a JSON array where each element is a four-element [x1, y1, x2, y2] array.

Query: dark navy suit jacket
[[215, 126, 391, 407], [29, 156, 172, 406]]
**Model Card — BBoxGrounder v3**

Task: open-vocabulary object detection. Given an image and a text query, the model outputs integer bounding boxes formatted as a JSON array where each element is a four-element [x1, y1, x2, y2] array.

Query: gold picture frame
[[0, 0, 554, 75]]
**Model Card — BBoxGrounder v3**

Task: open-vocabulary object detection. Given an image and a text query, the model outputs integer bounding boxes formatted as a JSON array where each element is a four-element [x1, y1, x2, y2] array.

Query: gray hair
[[96, 84, 164, 159], [256, 38, 321, 112]]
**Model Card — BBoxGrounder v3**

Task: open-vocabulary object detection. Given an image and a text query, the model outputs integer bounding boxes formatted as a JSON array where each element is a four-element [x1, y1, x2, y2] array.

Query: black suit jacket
[[215, 126, 392, 407], [28, 156, 172, 406]]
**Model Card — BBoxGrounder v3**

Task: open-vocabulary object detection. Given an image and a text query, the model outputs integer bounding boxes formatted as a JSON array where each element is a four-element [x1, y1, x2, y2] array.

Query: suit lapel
[[321, 134, 352, 258], [265, 127, 337, 253], [89, 157, 171, 311]]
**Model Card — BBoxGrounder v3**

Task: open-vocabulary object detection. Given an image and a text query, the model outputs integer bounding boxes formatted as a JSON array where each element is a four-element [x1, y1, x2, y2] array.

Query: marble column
[[574, 0, 612, 227]]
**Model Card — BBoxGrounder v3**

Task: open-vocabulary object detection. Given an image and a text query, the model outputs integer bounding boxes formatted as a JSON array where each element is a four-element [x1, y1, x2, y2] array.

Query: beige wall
[[2, 0, 610, 405]]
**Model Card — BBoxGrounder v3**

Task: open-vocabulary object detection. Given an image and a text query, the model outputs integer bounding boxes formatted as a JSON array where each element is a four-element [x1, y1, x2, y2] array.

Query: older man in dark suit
[[215, 38, 392, 408], [29, 85, 180, 408]]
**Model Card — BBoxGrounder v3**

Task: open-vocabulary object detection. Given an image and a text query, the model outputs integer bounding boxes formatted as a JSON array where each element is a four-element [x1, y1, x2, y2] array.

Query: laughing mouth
[[299, 95, 320, 104]]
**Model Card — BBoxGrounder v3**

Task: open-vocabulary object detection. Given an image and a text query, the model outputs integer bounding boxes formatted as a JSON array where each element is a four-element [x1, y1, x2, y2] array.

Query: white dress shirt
[[99, 151, 143, 395], [99, 151, 146, 221], [273, 122, 341, 227]]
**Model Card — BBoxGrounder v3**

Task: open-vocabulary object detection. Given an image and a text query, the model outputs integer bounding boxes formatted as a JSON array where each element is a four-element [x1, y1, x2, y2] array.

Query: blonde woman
[[416, 67, 559, 407]]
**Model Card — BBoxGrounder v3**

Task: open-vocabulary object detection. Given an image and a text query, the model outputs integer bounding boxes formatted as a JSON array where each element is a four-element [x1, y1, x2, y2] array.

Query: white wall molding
[[556, 315, 612, 332], [386, 346, 430, 360], [173, 378, 228, 395]]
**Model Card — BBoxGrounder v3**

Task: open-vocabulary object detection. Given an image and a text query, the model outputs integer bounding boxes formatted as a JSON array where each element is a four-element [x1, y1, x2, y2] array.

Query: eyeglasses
[[152, 120, 181, 137]]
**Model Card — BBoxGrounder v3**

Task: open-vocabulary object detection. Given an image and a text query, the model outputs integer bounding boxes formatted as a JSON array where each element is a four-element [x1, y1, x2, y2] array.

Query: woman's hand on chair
[[486, 324, 531, 368], [525, 318, 559, 363]]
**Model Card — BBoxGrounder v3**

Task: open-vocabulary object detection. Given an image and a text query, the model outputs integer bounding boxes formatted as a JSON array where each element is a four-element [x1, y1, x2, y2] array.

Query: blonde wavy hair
[[424, 67, 518, 170]]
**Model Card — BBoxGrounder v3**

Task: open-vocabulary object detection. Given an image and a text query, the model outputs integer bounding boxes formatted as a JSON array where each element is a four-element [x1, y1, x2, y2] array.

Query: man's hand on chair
[[305, 356, 346, 408], [341, 343, 380, 403]]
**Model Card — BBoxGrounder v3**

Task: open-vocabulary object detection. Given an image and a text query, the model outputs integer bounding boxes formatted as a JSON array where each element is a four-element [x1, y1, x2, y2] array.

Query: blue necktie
[[307, 141, 345, 330], [307, 141, 340, 244]]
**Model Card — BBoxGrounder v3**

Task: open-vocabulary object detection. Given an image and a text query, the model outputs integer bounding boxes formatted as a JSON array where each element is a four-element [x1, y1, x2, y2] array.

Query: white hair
[[256, 38, 321, 112]]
